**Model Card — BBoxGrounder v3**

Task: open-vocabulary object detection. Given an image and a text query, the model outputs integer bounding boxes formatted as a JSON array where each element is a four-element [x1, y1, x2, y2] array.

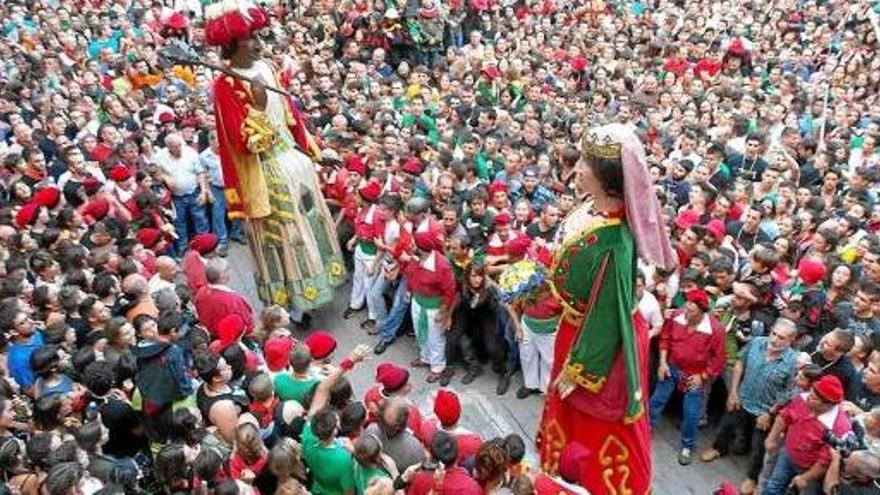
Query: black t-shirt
[[525, 221, 557, 243], [726, 221, 771, 252], [97, 396, 148, 458]]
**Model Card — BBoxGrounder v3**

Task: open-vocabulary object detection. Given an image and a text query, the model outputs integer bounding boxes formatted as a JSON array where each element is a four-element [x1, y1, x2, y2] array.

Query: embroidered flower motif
[[586, 234, 598, 245], [273, 289, 288, 307], [330, 262, 344, 277], [303, 286, 319, 301]]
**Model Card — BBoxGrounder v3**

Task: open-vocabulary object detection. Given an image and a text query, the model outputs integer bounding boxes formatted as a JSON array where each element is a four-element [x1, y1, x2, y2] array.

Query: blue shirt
[[9, 332, 44, 391], [199, 148, 224, 188], [738, 336, 797, 416]]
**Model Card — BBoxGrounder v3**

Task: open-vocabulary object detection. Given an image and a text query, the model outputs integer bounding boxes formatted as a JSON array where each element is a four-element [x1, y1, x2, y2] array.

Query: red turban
[[433, 389, 461, 427], [135, 228, 163, 249], [345, 155, 367, 177], [189, 233, 219, 255], [558, 442, 591, 485], [376, 363, 410, 394], [401, 157, 424, 175], [15, 203, 38, 229], [358, 180, 382, 203], [505, 234, 532, 258], [264, 335, 295, 372], [813, 375, 843, 404], [32, 187, 60, 209], [109, 165, 133, 183], [82, 197, 109, 222], [413, 229, 445, 253], [304, 331, 337, 360], [685, 288, 710, 312]]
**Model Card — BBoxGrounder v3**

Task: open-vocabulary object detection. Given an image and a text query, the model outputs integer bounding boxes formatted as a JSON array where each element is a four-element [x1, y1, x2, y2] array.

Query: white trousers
[[411, 297, 446, 373], [519, 318, 557, 392], [349, 245, 377, 316]]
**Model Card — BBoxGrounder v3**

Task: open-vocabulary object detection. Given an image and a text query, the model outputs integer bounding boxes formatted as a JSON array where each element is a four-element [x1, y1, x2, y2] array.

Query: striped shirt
[[738, 337, 798, 416]]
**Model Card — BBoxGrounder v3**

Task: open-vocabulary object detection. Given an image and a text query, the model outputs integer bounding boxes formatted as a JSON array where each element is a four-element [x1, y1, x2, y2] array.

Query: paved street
[[227, 244, 743, 493]]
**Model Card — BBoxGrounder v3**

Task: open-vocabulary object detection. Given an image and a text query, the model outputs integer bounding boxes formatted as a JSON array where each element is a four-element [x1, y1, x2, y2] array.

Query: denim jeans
[[210, 185, 243, 246], [498, 311, 520, 374], [172, 191, 209, 256], [761, 447, 822, 495], [367, 274, 391, 326], [378, 277, 409, 344], [649, 365, 704, 450]]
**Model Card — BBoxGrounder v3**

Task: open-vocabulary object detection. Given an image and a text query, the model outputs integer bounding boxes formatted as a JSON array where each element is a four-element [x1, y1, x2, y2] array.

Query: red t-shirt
[[407, 466, 482, 495], [781, 394, 851, 470]]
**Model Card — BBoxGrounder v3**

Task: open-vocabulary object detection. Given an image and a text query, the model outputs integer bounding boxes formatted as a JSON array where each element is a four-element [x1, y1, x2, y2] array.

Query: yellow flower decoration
[[330, 262, 344, 277], [303, 286, 319, 301], [273, 289, 289, 307]]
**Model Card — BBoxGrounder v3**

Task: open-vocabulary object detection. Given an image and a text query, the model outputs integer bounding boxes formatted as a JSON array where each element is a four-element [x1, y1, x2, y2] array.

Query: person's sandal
[[426, 371, 441, 383]]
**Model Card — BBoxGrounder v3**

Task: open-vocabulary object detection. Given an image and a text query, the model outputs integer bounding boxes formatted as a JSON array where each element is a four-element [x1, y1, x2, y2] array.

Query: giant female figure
[[538, 124, 676, 494], [204, 2, 345, 313]]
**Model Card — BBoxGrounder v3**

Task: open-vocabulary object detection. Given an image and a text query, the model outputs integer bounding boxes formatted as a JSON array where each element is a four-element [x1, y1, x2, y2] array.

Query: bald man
[[149, 256, 179, 295], [123, 273, 159, 322]]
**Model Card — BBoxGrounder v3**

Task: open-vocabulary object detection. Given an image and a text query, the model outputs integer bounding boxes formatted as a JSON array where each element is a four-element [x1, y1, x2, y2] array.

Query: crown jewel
[[581, 132, 622, 160]]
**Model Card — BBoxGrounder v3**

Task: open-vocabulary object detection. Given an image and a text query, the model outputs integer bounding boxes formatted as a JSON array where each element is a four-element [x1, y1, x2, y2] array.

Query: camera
[[823, 425, 865, 459]]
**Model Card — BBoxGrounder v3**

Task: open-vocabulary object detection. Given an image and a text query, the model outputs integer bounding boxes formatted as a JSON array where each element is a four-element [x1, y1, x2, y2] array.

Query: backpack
[[135, 344, 178, 415]]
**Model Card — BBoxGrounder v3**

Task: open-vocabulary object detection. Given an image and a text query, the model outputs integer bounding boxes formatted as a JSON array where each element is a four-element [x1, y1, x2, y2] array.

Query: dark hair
[[194, 353, 222, 383], [329, 377, 353, 410], [30, 345, 60, 379], [171, 408, 205, 446], [584, 154, 624, 198], [339, 402, 367, 438], [504, 434, 526, 463], [74, 420, 104, 453], [43, 462, 84, 494], [311, 407, 338, 442], [430, 431, 459, 466], [33, 394, 65, 432], [26, 432, 56, 471], [155, 443, 190, 489], [157, 309, 182, 335]]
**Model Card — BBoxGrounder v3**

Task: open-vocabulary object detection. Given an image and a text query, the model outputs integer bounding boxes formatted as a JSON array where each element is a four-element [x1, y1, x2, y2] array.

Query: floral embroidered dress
[[213, 60, 345, 310]]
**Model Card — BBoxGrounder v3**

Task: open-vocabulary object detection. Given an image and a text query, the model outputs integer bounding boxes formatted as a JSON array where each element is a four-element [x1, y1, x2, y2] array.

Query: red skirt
[[537, 311, 652, 495]]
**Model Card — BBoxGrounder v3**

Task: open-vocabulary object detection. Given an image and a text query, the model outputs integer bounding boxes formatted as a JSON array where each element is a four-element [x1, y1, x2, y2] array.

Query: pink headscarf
[[588, 124, 677, 270]]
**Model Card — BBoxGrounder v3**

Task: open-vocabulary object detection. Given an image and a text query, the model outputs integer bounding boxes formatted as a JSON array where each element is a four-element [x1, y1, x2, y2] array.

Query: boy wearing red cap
[[404, 218, 457, 383], [763, 375, 852, 495], [649, 288, 725, 465], [419, 389, 482, 462], [344, 180, 385, 325]]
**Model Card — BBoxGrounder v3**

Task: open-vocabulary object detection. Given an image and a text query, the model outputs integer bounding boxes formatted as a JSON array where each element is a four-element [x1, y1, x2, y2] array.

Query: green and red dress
[[537, 207, 652, 495]]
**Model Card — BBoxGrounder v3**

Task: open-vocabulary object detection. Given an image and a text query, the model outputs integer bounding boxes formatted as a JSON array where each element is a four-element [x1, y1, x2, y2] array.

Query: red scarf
[[249, 397, 280, 428]]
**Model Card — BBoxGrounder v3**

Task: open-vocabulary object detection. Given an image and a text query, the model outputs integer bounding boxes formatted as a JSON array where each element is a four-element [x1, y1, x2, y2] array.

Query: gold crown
[[581, 132, 622, 160]]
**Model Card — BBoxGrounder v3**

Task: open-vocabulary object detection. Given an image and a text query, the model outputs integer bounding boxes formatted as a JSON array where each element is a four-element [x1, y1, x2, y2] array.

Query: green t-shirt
[[302, 422, 357, 495], [354, 463, 390, 495], [274, 374, 319, 403]]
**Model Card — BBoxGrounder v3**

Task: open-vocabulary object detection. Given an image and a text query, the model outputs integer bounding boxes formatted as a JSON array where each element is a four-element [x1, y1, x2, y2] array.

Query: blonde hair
[[234, 423, 265, 465]]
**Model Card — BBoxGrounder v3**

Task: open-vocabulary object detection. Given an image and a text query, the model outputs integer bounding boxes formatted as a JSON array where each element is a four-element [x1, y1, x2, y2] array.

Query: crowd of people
[[0, 0, 879, 493]]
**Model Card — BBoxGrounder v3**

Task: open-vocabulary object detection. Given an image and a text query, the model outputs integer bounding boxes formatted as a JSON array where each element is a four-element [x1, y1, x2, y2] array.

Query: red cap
[[211, 314, 245, 353], [571, 57, 588, 72], [32, 186, 61, 209], [505, 234, 532, 258], [481, 65, 502, 80], [488, 180, 508, 195], [165, 11, 189, 30], [82, 197, 110, 222], [685, 288, 710, 311], [433, 389, 461, 427], [15, 202, 39, 229], [345, 155, 367, 177], [204, 9, 252, 47], [247, 6, 270, 31], [413, 229, 445, 253], [797, 257, 827, 286], [82, 177, 102, 195], [358, 180, 382, 203], [180, 117, 199, 129], [135, 228, 163, 249], [158, 112, 176, 124], [304, 330, 336, 360], [189, 233, 219, 255], [675, 210, 700, 230], [705, 219, 725, 242], [376, 362, 410, 394], [401, 157, 423, 175], [109, 165, 133, 183], [264, 335, 295, 372], [813, 374, 843, 404], [493, 212, 512, 226]]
